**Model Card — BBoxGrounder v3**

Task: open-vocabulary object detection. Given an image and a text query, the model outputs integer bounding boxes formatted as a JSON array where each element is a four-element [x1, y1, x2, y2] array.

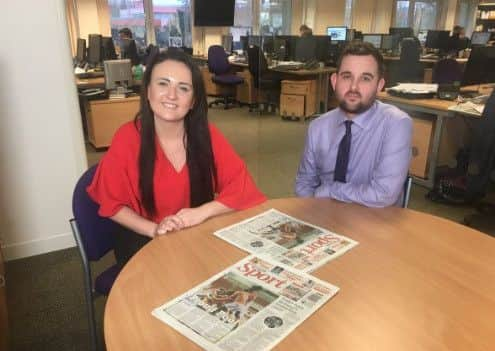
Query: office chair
[[69, 165, 120, 351], [432, 58, 463, 84], [247, 45, 280, 113], [390, 38, 423, 85], [462, 90, 495, 230], [402, 175, 413, 208], [207, 45, 244, 109]]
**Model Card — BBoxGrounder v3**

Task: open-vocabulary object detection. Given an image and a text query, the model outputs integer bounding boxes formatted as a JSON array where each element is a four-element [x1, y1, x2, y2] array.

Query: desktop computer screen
[[76, 38, 86, 63], [221, 35, 233, 53], [87, 34, 102, 65], [101, 37, 117, 61], [471, 32, 491, 46], [327, 27, 347, 41], [389, 27, 413, 41], [362, 34, 382, 48], [417, 30, 428, 45], [461, 46, 495, 86], [381, 34, 396, 51], [294, 36, 317, 62], [425, 30, 450, 51], [104, 59, 133, 90]]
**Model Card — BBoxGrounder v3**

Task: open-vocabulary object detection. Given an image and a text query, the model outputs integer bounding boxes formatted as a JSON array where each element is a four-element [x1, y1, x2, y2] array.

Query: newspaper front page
[[152, 255, 339, 351], [213, 209, 358, 273]]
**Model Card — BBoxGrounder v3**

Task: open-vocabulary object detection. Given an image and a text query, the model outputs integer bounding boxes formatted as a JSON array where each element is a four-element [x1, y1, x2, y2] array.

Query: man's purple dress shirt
[[295, 101, 413, 207]]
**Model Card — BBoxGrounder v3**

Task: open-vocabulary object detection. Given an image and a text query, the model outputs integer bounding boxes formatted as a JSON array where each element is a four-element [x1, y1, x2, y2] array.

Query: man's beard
[[338, 92, 376, 115]]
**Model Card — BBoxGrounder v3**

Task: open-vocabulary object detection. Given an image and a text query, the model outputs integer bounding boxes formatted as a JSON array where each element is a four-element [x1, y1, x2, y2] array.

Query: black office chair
[[389, 37, 423, 86], [433, 58, 463, 84], [247, 45, 280, 113], [462, 90, 495, 230]]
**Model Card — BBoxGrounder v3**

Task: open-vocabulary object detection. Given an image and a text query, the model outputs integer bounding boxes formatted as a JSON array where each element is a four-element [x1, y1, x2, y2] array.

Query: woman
[[87, 49, 266, 267]]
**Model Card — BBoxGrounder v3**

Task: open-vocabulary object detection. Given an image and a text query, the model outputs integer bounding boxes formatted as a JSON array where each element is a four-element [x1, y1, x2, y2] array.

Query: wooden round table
[[104, 198, 495, 350]]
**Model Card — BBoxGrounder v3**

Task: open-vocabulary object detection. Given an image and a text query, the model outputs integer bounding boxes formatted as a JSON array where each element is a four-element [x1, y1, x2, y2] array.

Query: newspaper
[[152, 255, 339, 351], [213, 209, 358, 273]]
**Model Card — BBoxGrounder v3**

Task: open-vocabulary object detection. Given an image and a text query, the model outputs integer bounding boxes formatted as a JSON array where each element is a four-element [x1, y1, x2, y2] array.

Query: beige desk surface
[[75, 76, 105, 89], [383, 55, 468, 64], [104, 198, 495, 351]]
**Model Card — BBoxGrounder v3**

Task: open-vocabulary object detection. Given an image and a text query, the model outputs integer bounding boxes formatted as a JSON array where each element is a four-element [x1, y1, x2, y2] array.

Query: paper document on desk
[[388, 83, 438, 94], [152, 255, 338, 351], [214, 209, 358, 273], [448, 101, 485, 116]]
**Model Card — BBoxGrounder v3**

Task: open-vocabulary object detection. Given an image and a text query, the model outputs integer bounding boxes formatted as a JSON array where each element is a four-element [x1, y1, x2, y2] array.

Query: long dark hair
[[135, 49, 216, 217]]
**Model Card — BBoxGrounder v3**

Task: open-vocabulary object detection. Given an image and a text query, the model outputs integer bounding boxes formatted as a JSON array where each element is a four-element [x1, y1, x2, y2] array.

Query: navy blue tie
[[334, 120, 353, 183]]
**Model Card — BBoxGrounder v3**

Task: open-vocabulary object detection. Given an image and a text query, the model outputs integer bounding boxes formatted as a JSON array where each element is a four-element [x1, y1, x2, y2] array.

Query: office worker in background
[[299, 24, 313, 37], [447, 25, 470, 53], [118, 27, 133, 40], [87, 50, 266, 267], [295, 42, 412, 207]]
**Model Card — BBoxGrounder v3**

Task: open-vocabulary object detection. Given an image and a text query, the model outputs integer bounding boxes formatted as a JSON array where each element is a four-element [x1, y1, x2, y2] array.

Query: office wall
[[0, 0, 87, 260]]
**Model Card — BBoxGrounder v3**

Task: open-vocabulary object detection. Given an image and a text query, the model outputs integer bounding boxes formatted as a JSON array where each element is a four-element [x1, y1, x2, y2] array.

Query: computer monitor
[[294, 36, 317, 62], [221, 35, 233, 53], [425, 30, 450, 51], [104, 59, 133, 90], [240, 36, 249, 52], [389, 27, 414, 41], [314, 35, 332, 62], [461, 46, 495, 86], [101, 37, 117, 61], [381, 34, 396, 51], [362, 34, 382, 48], [87, 34, 102, 65], [417, 30, 428, 45], [248, 35, 262, 47], [471, 32, 491, 46], [273, 37, 289, 60], [353, 31, 363, 41], [120, 39, 139, 66], [76, 38, 86, 63], [262, 36, 275, 55], [327, 27, 347, 41]]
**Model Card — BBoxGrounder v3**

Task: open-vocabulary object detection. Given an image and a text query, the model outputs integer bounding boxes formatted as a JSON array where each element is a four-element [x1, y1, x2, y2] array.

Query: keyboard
[[272, 62, 304, 71], [76, 71, 104, 79]]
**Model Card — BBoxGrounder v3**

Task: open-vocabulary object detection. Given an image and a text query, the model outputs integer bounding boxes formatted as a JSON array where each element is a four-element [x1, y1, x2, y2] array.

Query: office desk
[[377, 91, 481, 188], [383, 55, 468, 64], [75, 76, 105, 89], [104, 198, 495, 351]]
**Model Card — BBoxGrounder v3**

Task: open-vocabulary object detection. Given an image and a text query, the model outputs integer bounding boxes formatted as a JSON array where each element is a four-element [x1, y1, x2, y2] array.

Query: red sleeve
[[210, 124, 266, 209], [86, 122, 142, 218]]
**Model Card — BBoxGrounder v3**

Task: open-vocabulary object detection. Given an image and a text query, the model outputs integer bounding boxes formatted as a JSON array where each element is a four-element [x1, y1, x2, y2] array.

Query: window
[[259, 0, 291, 35], [344, 0, 353, 28], [108, 0, 192, 51], [393, 0, 443, 33], [152, 0, 192, 49], [456, 0, 477, 36], [230, 0, 253, 43], [108, 0, 147, 50]]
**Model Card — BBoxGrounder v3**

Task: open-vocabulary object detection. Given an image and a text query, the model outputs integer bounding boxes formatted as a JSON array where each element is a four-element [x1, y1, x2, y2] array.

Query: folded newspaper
[[152, 255, 339, 351], [214, 209, 358, 273]]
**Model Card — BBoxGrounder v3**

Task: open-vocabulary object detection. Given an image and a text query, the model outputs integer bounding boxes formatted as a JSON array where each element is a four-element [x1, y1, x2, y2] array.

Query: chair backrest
[[398, 38, 422, 82], [433, 58, 462, 84], [402, 175, 413, 208], [247, 45, 269, 88], [72, 165, 117, 261], [207, 45, 230, 75]]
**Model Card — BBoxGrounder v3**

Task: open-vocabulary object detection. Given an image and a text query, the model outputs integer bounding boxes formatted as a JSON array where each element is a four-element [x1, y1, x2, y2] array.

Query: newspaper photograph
[[152, 255, 339, 351], [213, 209, 358, 273]]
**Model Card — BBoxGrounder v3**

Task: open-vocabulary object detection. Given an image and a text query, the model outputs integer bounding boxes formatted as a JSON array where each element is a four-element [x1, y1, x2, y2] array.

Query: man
[[299, 24, 313, 37], [295, 41, 412, 207], [118, 27, 133, 40], [447, 25, 469, 53]]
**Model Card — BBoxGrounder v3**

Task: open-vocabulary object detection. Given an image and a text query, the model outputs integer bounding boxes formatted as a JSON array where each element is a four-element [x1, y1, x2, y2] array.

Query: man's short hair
[[119, 27, 133, 39], [336, 41, 385, 78]]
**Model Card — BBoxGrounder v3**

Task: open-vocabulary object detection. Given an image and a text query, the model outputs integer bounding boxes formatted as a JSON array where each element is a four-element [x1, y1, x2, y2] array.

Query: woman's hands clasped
[[154, 207, 208, 236]]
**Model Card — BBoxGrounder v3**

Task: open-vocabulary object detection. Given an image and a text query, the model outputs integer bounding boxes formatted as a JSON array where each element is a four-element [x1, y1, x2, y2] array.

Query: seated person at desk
[[299, 24, 313, 37], [295, 42, 412, 207], [447, 25, 470, 53], [87, 50, 266, 267]]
